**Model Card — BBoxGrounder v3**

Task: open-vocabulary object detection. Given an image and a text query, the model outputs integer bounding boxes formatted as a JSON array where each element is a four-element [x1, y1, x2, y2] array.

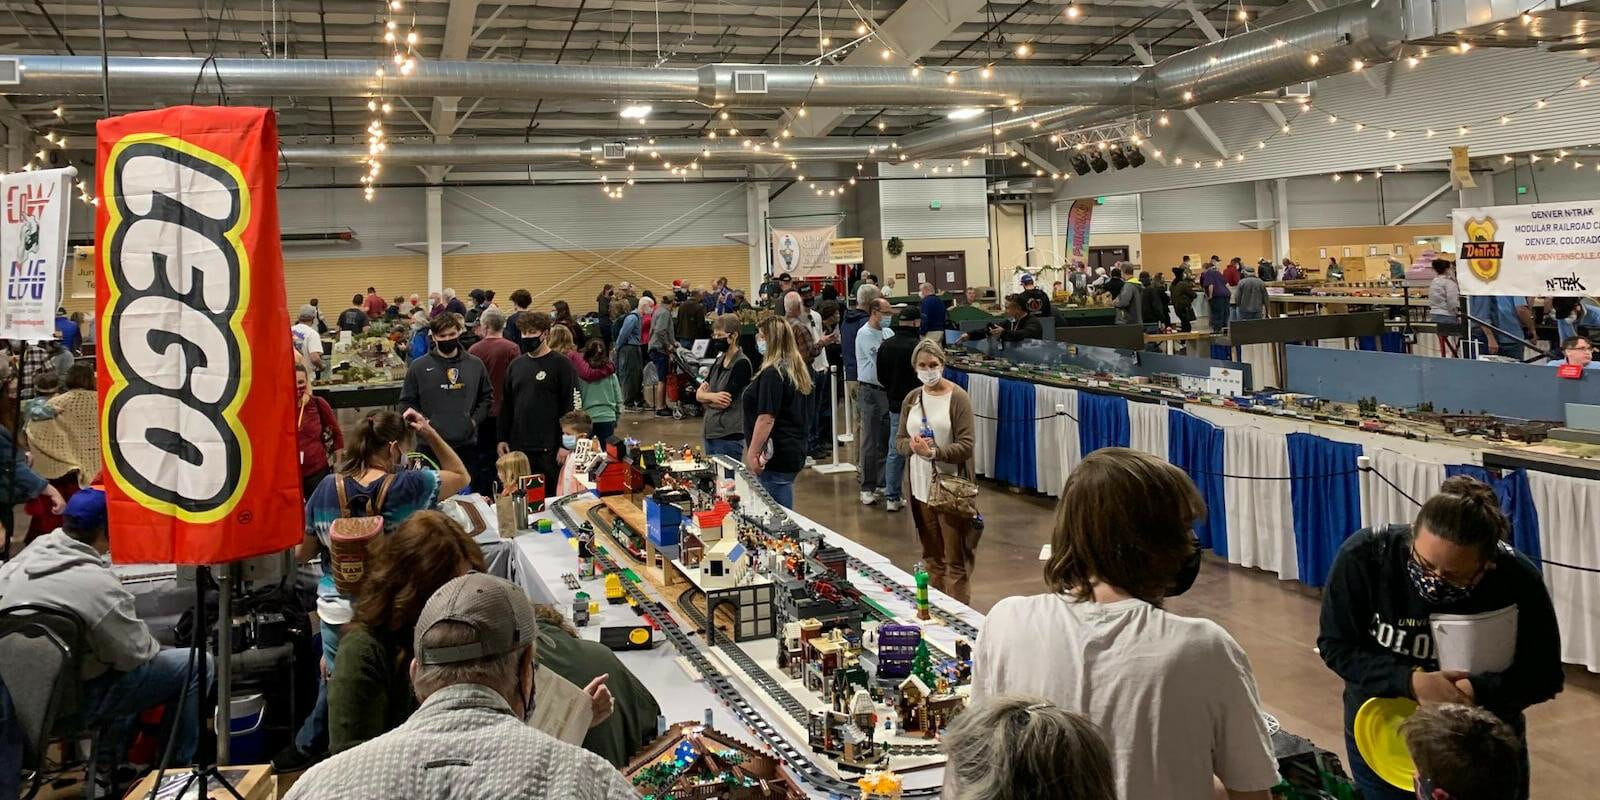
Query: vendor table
[[312, 380, 403, 409], [947, 362, 1600, 674]]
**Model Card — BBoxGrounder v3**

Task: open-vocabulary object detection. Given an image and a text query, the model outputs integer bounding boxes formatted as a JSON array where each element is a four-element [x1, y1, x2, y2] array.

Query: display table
[[948, 362, 1600, 673], [312, 380, 403, 409]]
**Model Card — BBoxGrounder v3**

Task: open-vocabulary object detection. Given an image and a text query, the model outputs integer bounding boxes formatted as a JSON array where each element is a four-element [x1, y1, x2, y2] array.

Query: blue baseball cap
[[1019, 273, 1036, 284], [63, 488, 107, 531]]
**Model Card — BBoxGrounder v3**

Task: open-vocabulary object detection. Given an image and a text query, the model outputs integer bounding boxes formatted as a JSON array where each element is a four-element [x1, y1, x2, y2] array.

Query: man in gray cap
[[286, 573, 632, 800]]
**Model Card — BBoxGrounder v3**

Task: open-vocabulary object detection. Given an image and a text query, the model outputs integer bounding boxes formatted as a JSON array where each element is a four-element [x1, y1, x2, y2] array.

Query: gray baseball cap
[[414, 573, 539, 665]]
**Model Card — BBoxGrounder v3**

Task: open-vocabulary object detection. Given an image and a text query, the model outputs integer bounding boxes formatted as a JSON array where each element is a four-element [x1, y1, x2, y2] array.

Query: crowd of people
[[0, 267, 1572, 800]]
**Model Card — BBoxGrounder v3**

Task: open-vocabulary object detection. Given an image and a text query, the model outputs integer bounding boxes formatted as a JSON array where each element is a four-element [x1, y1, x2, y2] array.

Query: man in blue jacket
[[917, 283, 947, 342]]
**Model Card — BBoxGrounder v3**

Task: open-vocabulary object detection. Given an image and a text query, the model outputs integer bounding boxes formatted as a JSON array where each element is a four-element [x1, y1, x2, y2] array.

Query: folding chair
[[0, 604, 105, 800]]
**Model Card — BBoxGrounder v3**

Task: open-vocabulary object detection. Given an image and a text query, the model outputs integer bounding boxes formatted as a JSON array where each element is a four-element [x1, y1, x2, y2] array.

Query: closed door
[[1089, 246, 1128, 272], [907, 251, 967, 293]]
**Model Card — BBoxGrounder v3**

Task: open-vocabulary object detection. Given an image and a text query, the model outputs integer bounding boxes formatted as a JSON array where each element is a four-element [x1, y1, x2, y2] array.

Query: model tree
[[910, 640, 936, 690]]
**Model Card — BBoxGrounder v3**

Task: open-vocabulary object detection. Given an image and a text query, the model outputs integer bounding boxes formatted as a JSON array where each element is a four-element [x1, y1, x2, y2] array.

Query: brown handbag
[[918, 391, 981, 519], [327, 474, 395, 595]]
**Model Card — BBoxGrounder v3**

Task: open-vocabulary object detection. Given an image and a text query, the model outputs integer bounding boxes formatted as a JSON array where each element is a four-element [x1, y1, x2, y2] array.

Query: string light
[[1015, 43, 1031, 57], [1065, 5, 1081, 19]]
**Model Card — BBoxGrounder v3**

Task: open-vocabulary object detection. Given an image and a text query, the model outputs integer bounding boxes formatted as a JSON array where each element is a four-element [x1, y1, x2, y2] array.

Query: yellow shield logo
[[1462, 216, 1499, 281]]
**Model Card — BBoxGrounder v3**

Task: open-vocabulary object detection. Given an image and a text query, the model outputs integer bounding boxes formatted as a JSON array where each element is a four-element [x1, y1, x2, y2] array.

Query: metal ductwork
[[282, 138, 881, 167], [3, 1, 1402, 109], [896, 106, 1137, 158]]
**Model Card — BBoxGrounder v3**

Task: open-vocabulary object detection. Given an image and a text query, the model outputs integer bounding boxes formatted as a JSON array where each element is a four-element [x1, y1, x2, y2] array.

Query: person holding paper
[[1317, 476, 1563, 800]]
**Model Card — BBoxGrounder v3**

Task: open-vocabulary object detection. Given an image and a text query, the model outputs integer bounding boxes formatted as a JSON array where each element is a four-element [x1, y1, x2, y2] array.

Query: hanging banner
[[1066, 198, 1095, 261], [828, 236, 864, 265], [770, 224, 838, 278], [0, 167, 74, 341], [1453, 200, 1600, 297], [97, 106, 302, 565], [1449, 146, 1476, 190]]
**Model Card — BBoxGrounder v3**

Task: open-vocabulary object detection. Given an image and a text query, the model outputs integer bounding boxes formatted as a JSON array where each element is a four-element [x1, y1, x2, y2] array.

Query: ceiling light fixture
[[946, 107, 984, 120], [620, 104, 652, 119]]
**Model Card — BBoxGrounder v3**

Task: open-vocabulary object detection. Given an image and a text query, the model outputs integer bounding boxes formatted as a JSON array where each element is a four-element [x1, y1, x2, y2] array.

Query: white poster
[[769, 223, 838, 278], [1453, 200, 1600, 296], [0, 167, 74, 340]]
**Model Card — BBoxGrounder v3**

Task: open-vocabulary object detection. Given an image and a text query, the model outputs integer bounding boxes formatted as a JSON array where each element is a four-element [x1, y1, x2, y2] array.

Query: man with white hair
[[292, 305, 323, 376], [444, 287, 468, 317], [917, 283, 947, 343], [428, 291, 445, 318], [284, 573, 630, 800]]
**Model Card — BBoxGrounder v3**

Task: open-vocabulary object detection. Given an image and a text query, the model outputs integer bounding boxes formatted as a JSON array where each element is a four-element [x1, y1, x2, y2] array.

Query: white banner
[[0, 167, 74, 340], [1453, 199, 1600, 296], [770, 223, 838, 278]]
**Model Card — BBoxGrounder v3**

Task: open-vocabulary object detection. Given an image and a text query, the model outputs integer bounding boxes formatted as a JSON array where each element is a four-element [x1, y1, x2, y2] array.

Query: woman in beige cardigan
[[894, 339, 980, 603]]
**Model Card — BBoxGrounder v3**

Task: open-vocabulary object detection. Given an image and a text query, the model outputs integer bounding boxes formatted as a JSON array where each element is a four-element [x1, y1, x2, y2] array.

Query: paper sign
[[1450, 145, 1476, 189], [770, 224, 838, 278], [527, 664, 594, 744], [0, 167, 74, 341], [1454, 199, 1600, 296], [945, 271, 955, 282], [828, 236, 863, 265]]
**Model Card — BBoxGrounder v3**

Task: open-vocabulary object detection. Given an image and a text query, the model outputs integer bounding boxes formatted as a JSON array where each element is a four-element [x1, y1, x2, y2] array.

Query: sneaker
[[859, 491, 878, 506], [672, 407, 684, 420], [805, 456, 816, 467], [884, 499, 904, 512], [271, 744, 319, 774], [655, 408, 673, 417]]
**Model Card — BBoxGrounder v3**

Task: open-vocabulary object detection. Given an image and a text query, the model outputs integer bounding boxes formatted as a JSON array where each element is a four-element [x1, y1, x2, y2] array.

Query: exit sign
[[929, 200, 942, 210], [1096, 196, 1106, 205], [1517, 185, 1529, 195]]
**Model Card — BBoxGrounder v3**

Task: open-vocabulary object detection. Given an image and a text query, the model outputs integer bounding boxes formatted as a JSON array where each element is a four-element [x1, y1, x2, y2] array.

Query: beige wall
[[873, 237, 991, 294], [67, 244, 749, 322], [1141, 230, 1272, 273], [988, 204, 1029, 284]]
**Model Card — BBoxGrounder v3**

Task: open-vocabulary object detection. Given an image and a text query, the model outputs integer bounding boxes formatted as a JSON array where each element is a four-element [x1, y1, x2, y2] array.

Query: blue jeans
[[293, 621, 342, 753], [704, 438, 744, 459], [82, 648, 215, 767], [1208, 296, 1230, 331], [592, 420, 617, 444], [759, 470, 797, 509], [884, 411, 906, 501], [1237, 309, 1263, 321]]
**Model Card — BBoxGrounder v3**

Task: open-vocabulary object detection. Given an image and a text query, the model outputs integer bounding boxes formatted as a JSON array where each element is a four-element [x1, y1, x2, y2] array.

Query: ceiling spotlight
[[382, 102, 392, 115], [720, 111, 730, 120], [1332, 173, 1342, 181], [1175, 157, 1184, 165], [1354, 123, 1365, 131], [1070, 154, 1091, 175], [980, 66, 992, 79], [1426, 128, 1436, 137], [729, 128, 739, 135], [1235, 153, 1245, 162], [946, 72, 958, 84], [1354, 173, 1363, 182], [388, 0, 401, 10], [946, 107, 984, 120], [620, 104, 652, 119], [912, 65, 923, 76], [1501, 116, 1511, 125], [1309, 53, 1320, 66], [1458, 126, 1470, 136], [1065, 5, 1081, 19], [1109, 148, 1129, 169], [1282, 124, 1291, 133], [1015, 43, 1031, 57], [849, 177, 857, 185], [1387, 129, 1398, 138], [1127, 147, 1146, 168], [1088, 152, 1108, 173]]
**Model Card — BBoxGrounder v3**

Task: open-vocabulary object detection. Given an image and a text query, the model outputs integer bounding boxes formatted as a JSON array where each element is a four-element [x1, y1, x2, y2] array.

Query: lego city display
[[913, 564, 931, 621], [625, 722, 806, 800]]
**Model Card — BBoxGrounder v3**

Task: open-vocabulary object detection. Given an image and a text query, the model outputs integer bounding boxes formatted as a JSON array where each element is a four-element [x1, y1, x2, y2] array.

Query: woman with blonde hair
[[741, 316, 812, 507], [894, 339, 979, 603]]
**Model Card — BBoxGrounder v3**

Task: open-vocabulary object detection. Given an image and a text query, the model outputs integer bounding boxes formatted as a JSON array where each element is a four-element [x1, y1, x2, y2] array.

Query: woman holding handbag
[[895, 339, 980, 604]]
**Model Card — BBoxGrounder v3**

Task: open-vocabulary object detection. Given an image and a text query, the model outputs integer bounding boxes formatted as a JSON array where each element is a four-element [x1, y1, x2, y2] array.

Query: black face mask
[[706, 338, 728, 357], [520, 336, 542, 354], [1167, 540, 1203, 597], [435, 338, 460, 357]]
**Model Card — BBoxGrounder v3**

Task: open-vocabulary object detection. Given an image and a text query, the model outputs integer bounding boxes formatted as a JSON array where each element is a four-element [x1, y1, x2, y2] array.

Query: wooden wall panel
[[281, 255, 429, 314], [443, 244, 750, 311], [1140, 230, 1272, 273]]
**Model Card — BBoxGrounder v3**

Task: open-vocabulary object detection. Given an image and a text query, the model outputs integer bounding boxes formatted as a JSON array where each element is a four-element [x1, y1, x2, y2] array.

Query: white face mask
[[917, 368, 943, 386], [756, 337, 769, 356]]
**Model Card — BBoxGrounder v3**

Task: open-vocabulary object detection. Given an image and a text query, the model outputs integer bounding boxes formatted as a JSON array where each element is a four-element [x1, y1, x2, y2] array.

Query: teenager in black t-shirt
[[1318, 475, 1562, 800], [498, 311, 577, 491], [741, 317, 812, 508]]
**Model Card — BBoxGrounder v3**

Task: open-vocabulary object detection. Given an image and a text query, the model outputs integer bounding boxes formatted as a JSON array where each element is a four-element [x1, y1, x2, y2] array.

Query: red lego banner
[[96, 106, 302, 564]]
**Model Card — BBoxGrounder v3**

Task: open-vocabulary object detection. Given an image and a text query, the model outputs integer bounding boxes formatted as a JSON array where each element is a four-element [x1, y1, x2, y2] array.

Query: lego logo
[[100, 135, 254, 522]]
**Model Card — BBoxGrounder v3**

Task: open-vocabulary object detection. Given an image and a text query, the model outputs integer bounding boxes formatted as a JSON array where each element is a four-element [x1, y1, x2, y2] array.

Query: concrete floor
[[617, 410, 1600, 797], [10, 408, 1599, 796]]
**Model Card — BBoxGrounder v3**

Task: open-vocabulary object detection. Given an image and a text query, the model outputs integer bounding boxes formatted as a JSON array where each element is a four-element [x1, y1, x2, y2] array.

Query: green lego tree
[[910, 640, 937, 689]]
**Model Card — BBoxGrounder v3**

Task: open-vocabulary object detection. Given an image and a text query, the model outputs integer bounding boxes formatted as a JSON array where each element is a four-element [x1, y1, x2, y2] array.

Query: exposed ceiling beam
[[1387, 180, 1453, 225], [1179, 0, 1287, 128], [780, 0, 990, 139], [1009, 142, 1059, 175], [428, 0, 483, 143]]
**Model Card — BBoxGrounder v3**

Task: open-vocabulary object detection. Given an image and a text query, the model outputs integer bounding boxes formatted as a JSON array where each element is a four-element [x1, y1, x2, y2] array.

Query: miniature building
[[773, 572, 863, 638], [875, 624, 921, 680], [625, 722, 805, 800], [812, 543, 848, 579], [700, 538, 748, 589], [807, 708, 887, 771]]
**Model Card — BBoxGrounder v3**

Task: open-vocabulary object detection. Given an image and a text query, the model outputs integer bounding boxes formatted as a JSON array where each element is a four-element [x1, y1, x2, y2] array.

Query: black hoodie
[[399, 348, 493, 449], [1317, 526, 1563, 735]]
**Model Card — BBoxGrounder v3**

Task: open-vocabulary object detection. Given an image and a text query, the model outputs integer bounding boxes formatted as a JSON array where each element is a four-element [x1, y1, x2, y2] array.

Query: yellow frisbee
[[1354, 696, 1420, 789]]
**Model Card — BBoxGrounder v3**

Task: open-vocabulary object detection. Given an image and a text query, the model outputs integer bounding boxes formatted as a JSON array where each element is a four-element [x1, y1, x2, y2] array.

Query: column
[[745, 181, 770, 292], [1273, 178, 1291, 262], [426, 185, 443, 295]]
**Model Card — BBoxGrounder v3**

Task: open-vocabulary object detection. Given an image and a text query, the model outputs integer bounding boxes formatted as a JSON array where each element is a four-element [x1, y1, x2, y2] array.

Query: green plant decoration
[[887, 236, 904, 256]]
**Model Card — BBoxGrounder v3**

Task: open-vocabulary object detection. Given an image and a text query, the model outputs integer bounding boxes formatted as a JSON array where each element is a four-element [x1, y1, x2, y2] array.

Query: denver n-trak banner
[[97, 106, 302, 565], [1453, 200, 1600, 297], [0, 167, 74, 341], [770, 223, 838, 278]]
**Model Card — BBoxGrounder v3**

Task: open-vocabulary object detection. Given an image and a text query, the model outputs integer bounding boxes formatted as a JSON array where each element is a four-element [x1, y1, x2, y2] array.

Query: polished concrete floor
[[619, 410, 1600, 797]]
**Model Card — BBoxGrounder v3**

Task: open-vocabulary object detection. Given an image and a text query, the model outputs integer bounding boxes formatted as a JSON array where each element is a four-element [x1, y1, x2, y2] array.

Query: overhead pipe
[[4, 1, 1404, 109], [283, 137, 881, 167]]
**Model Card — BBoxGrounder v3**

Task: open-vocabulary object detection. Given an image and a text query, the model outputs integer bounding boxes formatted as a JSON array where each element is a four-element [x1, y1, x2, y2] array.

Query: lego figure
[[576, 529, 597, 579], [913, 562, 931, 621], [572, 591, 591, 627]]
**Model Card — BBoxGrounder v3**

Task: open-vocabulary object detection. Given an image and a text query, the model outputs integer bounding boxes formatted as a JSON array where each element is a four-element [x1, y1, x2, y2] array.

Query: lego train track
[[845, 557, 979, 642], [551, 495, 944, 798]]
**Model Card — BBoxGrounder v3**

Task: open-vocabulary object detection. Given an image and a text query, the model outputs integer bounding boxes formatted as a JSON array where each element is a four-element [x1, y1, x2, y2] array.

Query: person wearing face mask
[[499, 312, 579, 492], [974, 448, 1279, 800], [894, 340, 979, 602], [281, 408, 470, 773], [742, 317, 813, 508], [697, 313, 752, 459], [1318, 476, 1562, 800], [401, 314, 494, 493], [854, 298, 894, 506], [285, 573, 633, 800]]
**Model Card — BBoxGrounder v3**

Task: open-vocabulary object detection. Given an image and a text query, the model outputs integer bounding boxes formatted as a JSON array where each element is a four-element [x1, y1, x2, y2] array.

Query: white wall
[[1492, 161, 1600, 205], [877, 160, 988, 238], [1141, 184, 1257, 232], [1288, 172, 1459, 228], [278, 187, 425, 262], [442, 182, 747, 253]]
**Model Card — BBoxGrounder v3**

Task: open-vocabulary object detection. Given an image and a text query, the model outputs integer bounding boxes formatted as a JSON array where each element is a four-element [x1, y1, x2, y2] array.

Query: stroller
[[665, 343, 712, 418]]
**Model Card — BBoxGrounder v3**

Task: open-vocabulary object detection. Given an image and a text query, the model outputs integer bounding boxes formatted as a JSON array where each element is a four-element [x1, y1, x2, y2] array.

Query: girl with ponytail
[[1318, 474, 1562, 800], [281, 407, 470, 769]]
